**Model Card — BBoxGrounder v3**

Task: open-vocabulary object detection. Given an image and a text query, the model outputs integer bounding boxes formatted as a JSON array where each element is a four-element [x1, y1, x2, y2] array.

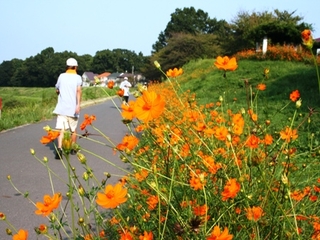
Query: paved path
[[0, 98, 131, 239]]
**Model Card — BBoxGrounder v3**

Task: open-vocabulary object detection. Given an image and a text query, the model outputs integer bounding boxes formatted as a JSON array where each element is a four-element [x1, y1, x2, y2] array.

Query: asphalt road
[[0, 98, 132, 239]]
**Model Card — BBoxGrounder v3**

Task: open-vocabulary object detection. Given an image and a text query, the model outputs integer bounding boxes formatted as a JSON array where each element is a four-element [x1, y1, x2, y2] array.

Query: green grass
[[0, 87, 117, 131], [177, 59, 320, 143]]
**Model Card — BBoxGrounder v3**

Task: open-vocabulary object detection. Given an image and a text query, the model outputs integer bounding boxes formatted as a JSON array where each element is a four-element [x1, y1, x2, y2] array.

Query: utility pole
[[132, 66, 135, 85]]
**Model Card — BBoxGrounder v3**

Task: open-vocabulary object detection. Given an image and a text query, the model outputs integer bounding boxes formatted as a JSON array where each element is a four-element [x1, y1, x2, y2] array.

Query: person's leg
[[68, 116, 78, 155], [55, 115, 66, 159]]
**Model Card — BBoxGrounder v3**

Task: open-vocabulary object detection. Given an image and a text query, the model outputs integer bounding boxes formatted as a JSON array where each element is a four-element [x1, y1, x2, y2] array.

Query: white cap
[[66, 58, 78, 66], [124, 77, 128, 80]]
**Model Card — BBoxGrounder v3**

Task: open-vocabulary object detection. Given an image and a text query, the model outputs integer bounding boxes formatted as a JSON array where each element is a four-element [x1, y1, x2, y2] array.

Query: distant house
[[107, 73, 122, 87], [118, 73, 145, 86], [96, 72, 111, 87], [82, 72, 98, 87], [315, 38, 320, 55]]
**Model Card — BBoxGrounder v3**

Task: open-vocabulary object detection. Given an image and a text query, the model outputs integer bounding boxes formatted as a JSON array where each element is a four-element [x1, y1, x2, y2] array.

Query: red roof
[[97, 72, 111, 78]]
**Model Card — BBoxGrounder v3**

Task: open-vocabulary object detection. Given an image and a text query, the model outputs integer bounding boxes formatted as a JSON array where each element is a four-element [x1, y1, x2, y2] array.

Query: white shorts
[[55, 115, 78, 132]]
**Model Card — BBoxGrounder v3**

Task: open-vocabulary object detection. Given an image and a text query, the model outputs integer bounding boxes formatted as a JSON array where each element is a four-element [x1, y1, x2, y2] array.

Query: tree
[[147, 33, 222, 79], [91, 49, 146, 74], [152, 7, 224, 53], [227, 9, 313, 54], [0, 59, 23, 86]]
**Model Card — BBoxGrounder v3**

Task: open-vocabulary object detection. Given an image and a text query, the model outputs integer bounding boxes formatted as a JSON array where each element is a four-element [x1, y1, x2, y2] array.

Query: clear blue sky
[[0, 0, 319, 63]]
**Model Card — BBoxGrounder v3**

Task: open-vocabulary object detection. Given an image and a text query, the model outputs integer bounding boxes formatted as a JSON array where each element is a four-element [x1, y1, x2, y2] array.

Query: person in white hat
[[53, 58, 82, 159], [119, 76, 132, 104]]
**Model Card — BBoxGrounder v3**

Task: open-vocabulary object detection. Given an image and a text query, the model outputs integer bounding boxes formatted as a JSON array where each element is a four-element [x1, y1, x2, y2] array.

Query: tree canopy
[[0, 7, 316, 85]]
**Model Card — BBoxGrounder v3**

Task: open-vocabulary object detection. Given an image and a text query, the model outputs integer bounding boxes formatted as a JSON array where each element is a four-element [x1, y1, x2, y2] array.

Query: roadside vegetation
[[0, 87, 115, 131], [3, 38, 320, 238]]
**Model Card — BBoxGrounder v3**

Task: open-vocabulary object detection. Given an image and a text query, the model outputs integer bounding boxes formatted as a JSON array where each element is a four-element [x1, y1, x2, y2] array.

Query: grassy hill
[[0, 59, 319, 135]]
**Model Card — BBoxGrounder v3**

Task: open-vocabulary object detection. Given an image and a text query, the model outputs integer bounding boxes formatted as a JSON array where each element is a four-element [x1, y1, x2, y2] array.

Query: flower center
[[106, 190, 115, 199], [143, 103, 151, 111]]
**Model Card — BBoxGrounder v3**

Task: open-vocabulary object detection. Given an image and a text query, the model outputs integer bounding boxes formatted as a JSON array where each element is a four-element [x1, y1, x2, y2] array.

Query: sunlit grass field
[[0, 87, 116, 131]]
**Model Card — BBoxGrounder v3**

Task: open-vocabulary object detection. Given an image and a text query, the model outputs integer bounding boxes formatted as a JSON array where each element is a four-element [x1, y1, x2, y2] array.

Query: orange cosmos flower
[[245, 206, 264, 221], [139, 231, 153, 240], [290, 90, 300, 102], [40, 130, 60, 144], [214, 56, 238, 71], [245, 135, 260, 148], [280, 127, 298, 143], [134, 169, 149, 182], [166, 67, 183, 78], [116, 135, 139, 151], [207, 226, 233, 240], [80, 114, 96, 130], [256, 83, 266, 91], [214, 126, 229, 141], [120, 230, 133, 240], [221, 178, 241, 201], [117, 89, 125, 97], [107, 80, 114, 89], [193, 204, 208, 216], [301, 29, 313, 48], [96, 182, 128, 209], [121, 101, 136, 120], [13, 229, 28, 240], [134, 90, 165, 123], [264, 134, 273, 145], [35, 193, 62, 216], [146, 195, 159, 210], [190, 176, 206, 190]]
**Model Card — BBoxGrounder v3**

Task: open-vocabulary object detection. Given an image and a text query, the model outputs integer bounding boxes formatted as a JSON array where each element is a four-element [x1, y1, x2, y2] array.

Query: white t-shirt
[[53, 72, 82, 117], [119, 80, 132, 96]]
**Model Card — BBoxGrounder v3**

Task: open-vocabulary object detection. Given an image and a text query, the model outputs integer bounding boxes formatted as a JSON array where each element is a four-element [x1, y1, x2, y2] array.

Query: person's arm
[[75, 85, 81, 114], [55, 76, 61, 95]]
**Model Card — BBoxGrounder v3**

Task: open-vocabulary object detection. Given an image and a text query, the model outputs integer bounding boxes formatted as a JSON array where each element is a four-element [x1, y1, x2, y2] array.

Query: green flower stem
[[99, 88, 123, 114], [7, 178, 36, 207], [287, 188, 300, 238], [3, 219, 18, 234], [310, 50, 320, 94], [66, 155, 76, 236], [160, 152, 178, 239], [31, 154, 68, 184], [81, 148, 131, 175], [157, 67, 184, 106], [45, 161, 55, 195]]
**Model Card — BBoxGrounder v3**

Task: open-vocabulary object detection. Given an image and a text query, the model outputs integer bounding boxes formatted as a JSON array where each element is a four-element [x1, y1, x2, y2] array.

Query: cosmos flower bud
[[154, 61, 161, 69], [296, 99, 302, 108], [83, 172, 89, 181], [6, 228, 12, 235], [78, 217, 85, 225], [77, 152, 86, 164], [30, 148, 35, 155], [0, 212, 6, 220], [78, 186, 85, 196], [103, 172, 111, 178], [43, 125, 51, 131], [281, 174, 288, 185]]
